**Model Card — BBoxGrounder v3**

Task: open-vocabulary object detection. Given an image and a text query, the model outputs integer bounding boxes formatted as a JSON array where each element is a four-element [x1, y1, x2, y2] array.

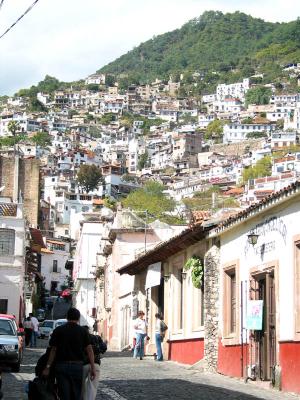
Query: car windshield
[[56, 321, 66, 327], [0, 319, 15, 335], [43, 321, 54, 328]]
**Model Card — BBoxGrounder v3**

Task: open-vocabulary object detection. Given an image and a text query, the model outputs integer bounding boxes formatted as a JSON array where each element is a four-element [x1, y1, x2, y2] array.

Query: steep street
[[1, 341, 298, 400]]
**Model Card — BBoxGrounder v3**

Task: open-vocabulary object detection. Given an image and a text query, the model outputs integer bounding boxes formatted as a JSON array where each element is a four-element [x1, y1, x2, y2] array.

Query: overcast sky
[[0, 0, 299, 95]]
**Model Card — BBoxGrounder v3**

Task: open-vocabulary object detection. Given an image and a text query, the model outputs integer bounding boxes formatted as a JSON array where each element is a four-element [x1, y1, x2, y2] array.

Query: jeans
[[133, 333, 146, 358], [30, 331, 37, 348], [155, 333, 163, 360], [55, 363, 83, 400]]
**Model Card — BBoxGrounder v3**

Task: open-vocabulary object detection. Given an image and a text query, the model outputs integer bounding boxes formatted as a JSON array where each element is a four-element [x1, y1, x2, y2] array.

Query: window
[[0, 299, 8, 314], [192, 283, 204, 330], [229, 271, 237, 333], [0, 229, 15, 256], [53, 260, 58, 272], [223, 263, 239, 341]]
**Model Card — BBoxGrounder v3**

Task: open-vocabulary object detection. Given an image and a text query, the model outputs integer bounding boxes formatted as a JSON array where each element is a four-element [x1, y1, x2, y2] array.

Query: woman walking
[[24, 316, 33, 347], [155, 313, 168, 361]]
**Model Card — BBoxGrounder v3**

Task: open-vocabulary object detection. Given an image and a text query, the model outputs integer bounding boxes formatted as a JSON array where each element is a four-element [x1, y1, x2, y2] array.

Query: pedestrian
[[24, 317, 33, 347], [18, 322, 25, 349], [82, 326, 107, 400], [133, 311, 147, 360], [29, 313, 39, 348], [155, 313, 168, 361], [42, 307, 96, 400]]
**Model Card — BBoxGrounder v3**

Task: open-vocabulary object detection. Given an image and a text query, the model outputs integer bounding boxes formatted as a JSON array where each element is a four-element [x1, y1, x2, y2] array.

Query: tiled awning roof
[[0, 203, 17, 217]]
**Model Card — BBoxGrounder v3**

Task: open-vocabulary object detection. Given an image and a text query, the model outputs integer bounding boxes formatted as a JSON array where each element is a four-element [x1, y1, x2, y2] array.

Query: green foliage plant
[[184, 255, 203, 289]]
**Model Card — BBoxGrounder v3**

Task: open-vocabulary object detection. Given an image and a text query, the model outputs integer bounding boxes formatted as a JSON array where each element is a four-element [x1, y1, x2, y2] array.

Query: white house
[[211, 182, 300, 394], [216, 78, 250, 102], [41, 239, 70, 294], [0, 199, 25, 321], [85, 74, 106, 85], [72, 215, 105, 327], [223, 122, 276, 144]]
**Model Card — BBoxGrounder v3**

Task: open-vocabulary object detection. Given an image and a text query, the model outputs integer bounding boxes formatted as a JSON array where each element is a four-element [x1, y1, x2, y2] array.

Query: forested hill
[[98, 11, 300, 83]]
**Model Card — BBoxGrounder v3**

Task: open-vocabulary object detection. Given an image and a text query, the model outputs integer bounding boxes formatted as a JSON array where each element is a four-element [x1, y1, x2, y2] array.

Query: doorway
[[251, 270, 276, 381]]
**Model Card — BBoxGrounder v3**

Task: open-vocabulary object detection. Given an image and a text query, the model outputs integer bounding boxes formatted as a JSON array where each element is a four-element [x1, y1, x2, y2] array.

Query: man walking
[[29, 313, 39, 348], [43, 307, 96, 400]]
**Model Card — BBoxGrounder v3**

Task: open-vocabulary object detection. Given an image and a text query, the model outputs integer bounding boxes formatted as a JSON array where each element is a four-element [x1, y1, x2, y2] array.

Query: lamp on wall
[[181, 271, 187, 280], [163, 274, 170, 282], [247, 231, 259, 246]]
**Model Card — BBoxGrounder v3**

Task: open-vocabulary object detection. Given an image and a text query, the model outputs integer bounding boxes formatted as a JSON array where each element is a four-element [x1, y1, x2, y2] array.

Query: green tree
[[205, 119, 225, 140], [87, 84, 99, 92], [242, 156, 272, 183], [76, 164, 103, 193], [245, 87, 272, 107], [137, 151, 149, 170], [7, 121, 20, 136], [122, 180, 176, 222], [31, 132, 52, 148]]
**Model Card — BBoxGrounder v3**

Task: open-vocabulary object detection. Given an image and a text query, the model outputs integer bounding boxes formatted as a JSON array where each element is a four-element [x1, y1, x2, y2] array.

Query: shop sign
[[246, 300, 263, 330]]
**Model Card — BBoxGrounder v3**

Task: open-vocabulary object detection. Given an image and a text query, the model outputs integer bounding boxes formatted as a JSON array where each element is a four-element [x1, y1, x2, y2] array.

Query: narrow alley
[[1, 341, 298, 400]]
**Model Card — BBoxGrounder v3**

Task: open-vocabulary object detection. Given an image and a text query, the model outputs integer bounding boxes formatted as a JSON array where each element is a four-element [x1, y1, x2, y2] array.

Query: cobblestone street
[[1, 340, 299, 400]]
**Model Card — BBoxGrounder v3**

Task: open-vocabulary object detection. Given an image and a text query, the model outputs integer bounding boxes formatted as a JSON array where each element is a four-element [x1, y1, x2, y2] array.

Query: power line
[[0, 0, 40, 40], [0, 0, 5, 12]]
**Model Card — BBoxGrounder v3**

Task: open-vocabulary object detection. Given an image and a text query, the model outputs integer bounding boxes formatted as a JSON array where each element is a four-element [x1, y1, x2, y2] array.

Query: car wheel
[[11, 362, 20, 372]]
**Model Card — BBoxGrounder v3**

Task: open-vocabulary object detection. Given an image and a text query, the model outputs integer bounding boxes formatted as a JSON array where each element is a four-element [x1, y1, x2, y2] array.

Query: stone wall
[[204, 244, 220, 372], [0, 155, 40, 226], [211, 139, 264, 157]]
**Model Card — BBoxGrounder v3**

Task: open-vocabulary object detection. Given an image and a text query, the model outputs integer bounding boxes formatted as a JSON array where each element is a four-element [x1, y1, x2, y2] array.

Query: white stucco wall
[[219, 193, 300, 341]]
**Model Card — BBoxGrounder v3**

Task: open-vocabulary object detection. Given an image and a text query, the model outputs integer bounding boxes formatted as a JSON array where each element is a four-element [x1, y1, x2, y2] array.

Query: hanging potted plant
[[184, 255, 204, 289]]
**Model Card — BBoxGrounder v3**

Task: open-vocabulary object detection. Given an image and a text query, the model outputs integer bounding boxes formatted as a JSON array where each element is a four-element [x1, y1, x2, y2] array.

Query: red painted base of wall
[[280, 341, 300, 394], [217, 340, 248, 378], [168, 338, 204, 365]]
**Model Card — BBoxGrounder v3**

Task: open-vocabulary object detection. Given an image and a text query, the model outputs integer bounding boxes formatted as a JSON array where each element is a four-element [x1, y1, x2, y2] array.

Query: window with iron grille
[[0, 229, 15, 256]]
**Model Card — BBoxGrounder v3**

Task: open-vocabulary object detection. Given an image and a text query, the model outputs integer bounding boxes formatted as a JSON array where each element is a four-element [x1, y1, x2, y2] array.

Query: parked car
[[38, 320, 55, 339], [0, 316, 23, 372], [48, 319, 67, 341], [53, 319, 67, 329]]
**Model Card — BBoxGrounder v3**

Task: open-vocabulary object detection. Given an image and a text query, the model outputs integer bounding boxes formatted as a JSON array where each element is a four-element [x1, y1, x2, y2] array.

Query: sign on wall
[[145, 262, 161, 289], [246, 300, 263, 330]]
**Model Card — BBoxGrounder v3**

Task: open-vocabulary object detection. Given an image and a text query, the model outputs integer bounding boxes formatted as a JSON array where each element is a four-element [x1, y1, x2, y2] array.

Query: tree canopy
[[205, 119, 226, 140], [98, 11, 300, 87], [242, 156, 272, 183], [76, 164, 103, 193], [122, 181, 177, 222], [245, 86, 272, 107]]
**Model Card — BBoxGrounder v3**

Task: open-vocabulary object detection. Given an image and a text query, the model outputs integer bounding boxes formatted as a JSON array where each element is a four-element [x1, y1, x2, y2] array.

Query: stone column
[[204, 244, 220, 373]]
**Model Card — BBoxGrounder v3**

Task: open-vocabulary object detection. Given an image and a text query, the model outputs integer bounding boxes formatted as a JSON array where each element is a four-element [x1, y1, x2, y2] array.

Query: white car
[[48, 319, 67, 341], [38, 320, 55, 338]]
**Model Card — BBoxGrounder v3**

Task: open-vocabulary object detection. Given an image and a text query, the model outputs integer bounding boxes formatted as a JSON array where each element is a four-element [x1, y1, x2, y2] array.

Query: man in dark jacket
[[42, 308, 96, 400]]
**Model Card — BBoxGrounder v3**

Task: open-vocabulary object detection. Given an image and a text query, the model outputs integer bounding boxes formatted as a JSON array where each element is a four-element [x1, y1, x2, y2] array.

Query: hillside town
[[1, 63, 300, 398]]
